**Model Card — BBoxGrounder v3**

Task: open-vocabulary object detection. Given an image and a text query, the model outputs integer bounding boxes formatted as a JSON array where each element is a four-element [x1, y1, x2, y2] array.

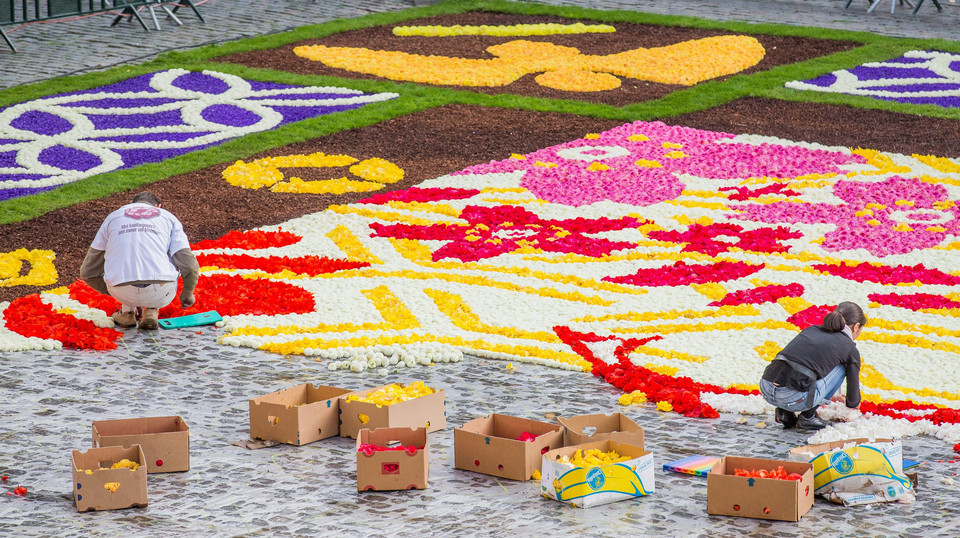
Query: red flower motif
[[70, 274, 316, 318], [359, 187, 480, 205], [605, 260, 764, 287], [648, 223, 801, 257], [3, 294, 121, 350], [710, 283, 804, 307], [191, 229, 301, 250], [786, 303, 835, 329], [195, 253, 368, 276], [370, 205, 643, 263], [720, 183, 799, 201], [813, 261, 960, 286], [553, 325, 752, 419], [868, 292, 960, 312]]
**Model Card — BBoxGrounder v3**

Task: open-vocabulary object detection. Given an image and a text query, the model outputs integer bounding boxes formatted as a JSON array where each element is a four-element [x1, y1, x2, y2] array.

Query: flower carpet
[[3, 1, 960, 461]]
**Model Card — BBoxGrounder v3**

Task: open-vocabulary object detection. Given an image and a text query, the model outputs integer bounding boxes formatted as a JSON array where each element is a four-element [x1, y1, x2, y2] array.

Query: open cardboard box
[[541, 440, 655, 508], [558, 412, 644, 448], [707, 456, 814, 521], [72, 444, 148, 512], [454, 413, 564, 481], [92, 416, 189, 473], [249, 383, 352, 446], [340, 384, 446, 439], [357, 427, 428, 491]]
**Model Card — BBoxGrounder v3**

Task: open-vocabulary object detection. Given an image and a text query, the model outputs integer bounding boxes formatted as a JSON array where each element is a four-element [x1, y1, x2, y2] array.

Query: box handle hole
[[382, 463, 400, 475]]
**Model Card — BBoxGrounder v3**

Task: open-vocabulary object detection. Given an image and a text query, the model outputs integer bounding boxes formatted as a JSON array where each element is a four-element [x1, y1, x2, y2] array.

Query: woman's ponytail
[[821, 301, 867, 333]]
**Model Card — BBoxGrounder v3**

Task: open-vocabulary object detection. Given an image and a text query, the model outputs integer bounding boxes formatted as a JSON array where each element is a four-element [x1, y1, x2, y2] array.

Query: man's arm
[[172, 248, 200, 307], [79, 248, 109, 295]]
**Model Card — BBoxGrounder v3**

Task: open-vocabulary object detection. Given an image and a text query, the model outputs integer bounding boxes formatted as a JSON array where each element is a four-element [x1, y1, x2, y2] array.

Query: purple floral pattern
[[786, 50, 960, 108], [0, 69, 397, 202]]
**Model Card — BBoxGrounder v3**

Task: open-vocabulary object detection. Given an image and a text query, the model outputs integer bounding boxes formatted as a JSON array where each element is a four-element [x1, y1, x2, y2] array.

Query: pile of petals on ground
[[785, 50, 960, 108], [0, 69, 397, 201], [5, 119, 960, 446]]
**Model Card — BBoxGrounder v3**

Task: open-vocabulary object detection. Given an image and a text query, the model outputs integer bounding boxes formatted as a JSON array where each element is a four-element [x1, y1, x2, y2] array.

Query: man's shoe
[[775, 408, 797, 429], [112, 310, 137, 328], [797, 414, 828, 431], [139, 308, 159, 330]]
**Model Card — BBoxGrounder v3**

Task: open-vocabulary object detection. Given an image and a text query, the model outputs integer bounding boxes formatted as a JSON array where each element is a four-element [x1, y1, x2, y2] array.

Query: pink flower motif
[[737, 176, 960, 256], [455, 121, 862, 207]]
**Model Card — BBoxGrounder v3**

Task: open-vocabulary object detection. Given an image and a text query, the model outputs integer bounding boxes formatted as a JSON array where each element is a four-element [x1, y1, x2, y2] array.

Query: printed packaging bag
[[788, 438, 915, 506]]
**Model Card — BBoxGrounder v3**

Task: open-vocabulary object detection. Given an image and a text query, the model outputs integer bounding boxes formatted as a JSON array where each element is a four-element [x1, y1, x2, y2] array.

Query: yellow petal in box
[[73, 445, 148, 512], [249, 384, 353, 446], [541, 440, 655, 508], [339, 382, 445, 439]]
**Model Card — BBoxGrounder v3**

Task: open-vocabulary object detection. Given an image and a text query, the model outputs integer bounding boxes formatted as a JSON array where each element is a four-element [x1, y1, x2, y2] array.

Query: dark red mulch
[[212, 11, 858, 107], [0, 105, 624, 303], [665, 97, 960, 158]]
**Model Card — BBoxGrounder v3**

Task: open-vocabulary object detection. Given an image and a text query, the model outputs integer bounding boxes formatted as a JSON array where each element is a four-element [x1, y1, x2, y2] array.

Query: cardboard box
[[557, 412, 644, 448], [454, 414, 564, 480], [356, 427, 428, 491], [72, 444, 148, 512], [249, 383, 352, 446], [787, 438, 901, 492], [540, 440, 655, 508], [707, 456, 814, 521], [339, 384, 446, 439], [92, 416, 190, 473]]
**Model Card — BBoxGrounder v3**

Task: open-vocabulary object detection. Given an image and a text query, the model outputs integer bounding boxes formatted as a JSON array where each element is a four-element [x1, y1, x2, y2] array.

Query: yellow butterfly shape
[[294, 36, 765, 91]]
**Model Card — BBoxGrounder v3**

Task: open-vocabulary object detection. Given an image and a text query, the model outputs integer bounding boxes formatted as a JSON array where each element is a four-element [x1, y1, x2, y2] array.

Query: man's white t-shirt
[[91, 203, 191, 286]]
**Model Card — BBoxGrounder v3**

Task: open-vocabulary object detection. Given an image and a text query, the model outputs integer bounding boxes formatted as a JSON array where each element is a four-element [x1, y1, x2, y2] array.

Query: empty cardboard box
[[707, 456, 814, 521], [249, 383, 353, 445], [340, 384, 446, 439], [357, 427, 428, 491], [455, 413, 564, 480], [92, 416, 190, 473], [541, 440, 655, 508], [558, 412, 644, 448], [72, 444, 148, 512]]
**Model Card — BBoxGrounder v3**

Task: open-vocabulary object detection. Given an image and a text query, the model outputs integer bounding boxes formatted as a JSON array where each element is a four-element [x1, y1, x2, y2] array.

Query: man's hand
[[180, 292, 195, 308]]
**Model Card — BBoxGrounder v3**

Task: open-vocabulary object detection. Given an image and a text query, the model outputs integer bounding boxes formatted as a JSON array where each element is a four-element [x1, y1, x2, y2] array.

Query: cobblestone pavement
[[1, 0, 959, 89], [1, 327, 958, 537]]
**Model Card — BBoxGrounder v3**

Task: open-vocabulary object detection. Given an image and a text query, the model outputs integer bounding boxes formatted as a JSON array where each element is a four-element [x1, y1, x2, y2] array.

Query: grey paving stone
[[0, 328, 957, 536]]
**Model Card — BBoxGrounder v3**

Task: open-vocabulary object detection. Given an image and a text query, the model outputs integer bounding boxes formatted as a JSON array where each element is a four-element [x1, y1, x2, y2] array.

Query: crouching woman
[[759, 301, 866, 431]]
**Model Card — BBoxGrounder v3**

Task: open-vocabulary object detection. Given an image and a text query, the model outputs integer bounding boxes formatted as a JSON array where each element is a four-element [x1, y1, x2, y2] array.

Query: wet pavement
[[0, 325, 957, 536]]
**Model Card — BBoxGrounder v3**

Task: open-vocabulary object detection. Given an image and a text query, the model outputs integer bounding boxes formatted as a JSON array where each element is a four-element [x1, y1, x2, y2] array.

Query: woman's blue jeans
[[759, 364, 846, 413]]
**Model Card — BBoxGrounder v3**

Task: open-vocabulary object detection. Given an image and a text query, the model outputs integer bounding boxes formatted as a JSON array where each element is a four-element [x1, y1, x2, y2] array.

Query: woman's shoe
[[775, 408, 797, 429], [797, 414, 828, 431]]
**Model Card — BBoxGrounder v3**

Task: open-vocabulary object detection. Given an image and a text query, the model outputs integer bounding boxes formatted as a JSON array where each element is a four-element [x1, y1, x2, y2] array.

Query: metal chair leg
[[0, 26, 16, 53], [111, 6, 151, 31], [171, 0, 205, 23]]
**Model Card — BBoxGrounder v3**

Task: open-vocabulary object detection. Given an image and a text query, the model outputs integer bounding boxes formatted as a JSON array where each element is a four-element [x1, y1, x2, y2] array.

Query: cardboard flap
[[558, 412, 644, 449]]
